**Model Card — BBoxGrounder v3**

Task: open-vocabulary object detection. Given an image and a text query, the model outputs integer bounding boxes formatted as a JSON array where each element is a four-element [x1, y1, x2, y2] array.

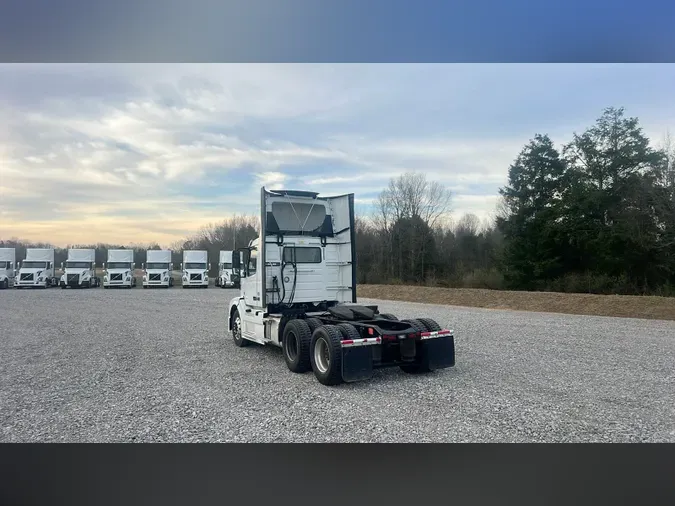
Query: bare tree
[[372, 172, 453, 281]]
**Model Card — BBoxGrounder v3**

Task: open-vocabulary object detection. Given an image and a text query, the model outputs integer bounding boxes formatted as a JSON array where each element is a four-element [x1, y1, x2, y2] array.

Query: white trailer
[[103, 249, 136, 288], [60, 248, 100, 288], [143, 249, 173, 288], [215, 250, 239, 288], [0, 248, 18, 289], [180, 250, 210, 288], [15, 248, 58, 288], [226, 188, 456, 386]]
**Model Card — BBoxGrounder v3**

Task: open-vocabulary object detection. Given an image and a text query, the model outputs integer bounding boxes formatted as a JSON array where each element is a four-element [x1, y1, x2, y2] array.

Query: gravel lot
[[1, 287, 674, 442]]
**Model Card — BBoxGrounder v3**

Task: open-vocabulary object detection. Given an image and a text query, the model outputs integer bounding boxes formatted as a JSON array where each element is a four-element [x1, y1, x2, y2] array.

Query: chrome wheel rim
[[314, 338, 330, 373], [233, 316, 242, 341]]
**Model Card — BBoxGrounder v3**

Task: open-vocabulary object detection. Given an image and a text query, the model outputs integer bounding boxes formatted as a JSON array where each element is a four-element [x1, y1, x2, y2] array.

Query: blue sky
[[1, 64, 674, 247]]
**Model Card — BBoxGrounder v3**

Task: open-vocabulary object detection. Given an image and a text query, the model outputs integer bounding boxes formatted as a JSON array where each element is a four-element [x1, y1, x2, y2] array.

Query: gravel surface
[[1, 287, 674, 442]]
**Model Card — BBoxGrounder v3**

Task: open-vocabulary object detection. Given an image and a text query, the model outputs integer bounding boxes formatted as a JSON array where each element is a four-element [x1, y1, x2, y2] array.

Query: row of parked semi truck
[[0, 247, 241, 290]]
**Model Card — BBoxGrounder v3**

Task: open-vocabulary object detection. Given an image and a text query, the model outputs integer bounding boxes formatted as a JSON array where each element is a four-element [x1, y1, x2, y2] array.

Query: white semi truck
[[180, 250, 210, 288], [103, 249, 136, 288], [227, 187, 456, 386], [15, 248, 58, 288], [0, 248, 18, 289], [215, 250, 239, 288], [142, 249, 173, 288], [60, 248, 100, 288]]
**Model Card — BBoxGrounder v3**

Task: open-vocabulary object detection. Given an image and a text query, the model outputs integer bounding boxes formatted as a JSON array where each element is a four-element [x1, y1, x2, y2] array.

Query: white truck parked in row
[[0, 248, 18, 289], [143, 249, 173, 288], [215, 250, 239, 288], [15, 248, 58, 288], [180, 250, 210, 288], [103, 249, 136, 288], [60, 248, 100, 288], [227, 187, 456, 386]]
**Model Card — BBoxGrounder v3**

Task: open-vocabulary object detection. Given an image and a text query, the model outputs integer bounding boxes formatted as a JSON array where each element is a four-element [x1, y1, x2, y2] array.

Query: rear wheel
[[335, 323, 360, 341], [231, 308, 250, 347], [282, 319, 312, 373], [417, 317, 441, 332], [305, 317, 323, 333], [310, 325, 344, 386], [399, 319, 432, 374]]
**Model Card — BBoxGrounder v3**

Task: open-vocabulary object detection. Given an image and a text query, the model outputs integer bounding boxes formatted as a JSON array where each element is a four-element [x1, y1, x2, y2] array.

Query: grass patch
[[357, 284, 675, 321]]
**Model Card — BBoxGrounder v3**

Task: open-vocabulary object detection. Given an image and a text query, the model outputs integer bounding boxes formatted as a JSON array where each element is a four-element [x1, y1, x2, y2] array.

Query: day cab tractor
[[227, 187, 455, 386]]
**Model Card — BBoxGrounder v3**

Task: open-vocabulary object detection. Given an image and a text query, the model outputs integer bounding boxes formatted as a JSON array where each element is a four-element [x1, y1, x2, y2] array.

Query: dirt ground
[[357, 284, 675, 321]]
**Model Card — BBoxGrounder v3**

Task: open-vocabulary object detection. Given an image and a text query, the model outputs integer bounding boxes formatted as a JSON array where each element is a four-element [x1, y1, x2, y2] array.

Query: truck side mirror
[[141, 263, 145, 270], [208, 263, 211, 271], [180, 262, 183, 270], [60, 262, 64, 269], [232, 251, 241, 270], [102, 262, 106, 270]]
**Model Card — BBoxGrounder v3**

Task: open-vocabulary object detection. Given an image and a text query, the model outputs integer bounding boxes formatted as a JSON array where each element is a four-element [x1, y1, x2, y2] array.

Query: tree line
[[3, 107, 674, 296]]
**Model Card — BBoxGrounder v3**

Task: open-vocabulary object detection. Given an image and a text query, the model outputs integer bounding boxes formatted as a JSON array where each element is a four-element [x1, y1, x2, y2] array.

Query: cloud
[[1, 63, 675, 247]]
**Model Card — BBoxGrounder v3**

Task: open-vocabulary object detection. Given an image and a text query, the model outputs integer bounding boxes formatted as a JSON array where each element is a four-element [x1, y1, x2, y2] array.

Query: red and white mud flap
[[420, 329, 456, 370], [340, 337, 381, 383]]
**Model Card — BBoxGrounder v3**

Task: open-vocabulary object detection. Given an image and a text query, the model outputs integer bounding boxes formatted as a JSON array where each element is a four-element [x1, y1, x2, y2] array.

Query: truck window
[[65, 261, 91, 269], [107, 262, 131, 269], [248, 250, 257, 274], [271, 201, 327, 233], [283, 247, 322, 263], [21, 261, 48, 269]]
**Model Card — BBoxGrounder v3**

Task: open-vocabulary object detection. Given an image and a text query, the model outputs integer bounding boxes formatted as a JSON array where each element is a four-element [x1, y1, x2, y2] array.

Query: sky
[[1, 63, 675, 247]]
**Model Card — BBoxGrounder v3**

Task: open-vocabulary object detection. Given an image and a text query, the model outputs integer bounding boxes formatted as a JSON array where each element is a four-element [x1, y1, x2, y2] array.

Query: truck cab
[[226, 187, 455, 386], [103, 249, 136, 288], [0, 248, 18, 289], [143, 250, 173, 288], [216, 250, 239, 288], [15, 248, 58, 288], [60, 248, 100, 288], [180, 250, 210, 288]]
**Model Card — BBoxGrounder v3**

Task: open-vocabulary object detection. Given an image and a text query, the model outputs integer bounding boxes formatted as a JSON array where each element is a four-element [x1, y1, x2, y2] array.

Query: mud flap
[[341, 346, 374, 382], [426, 336, 456, 370]]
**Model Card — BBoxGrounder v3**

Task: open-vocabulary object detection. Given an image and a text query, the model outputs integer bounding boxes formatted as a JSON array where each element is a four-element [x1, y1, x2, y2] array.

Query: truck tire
[[305, 317, 323, 333], [399, 319, 432, 374], [310, 325, 344, 386], [231, 308, 250, 347], [378, 313, 398, 320], [335, 323, 360, 341], [282, 319, 312, 373], [417, 318, 441, 332], [2, 279, 8, 289]]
